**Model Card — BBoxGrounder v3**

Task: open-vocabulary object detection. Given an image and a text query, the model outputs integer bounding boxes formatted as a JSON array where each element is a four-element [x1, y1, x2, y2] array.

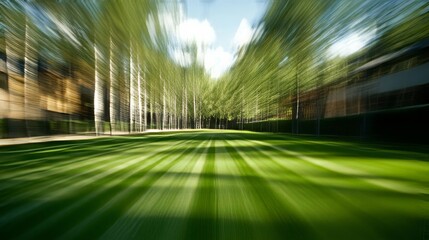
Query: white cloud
[[328, 30, 375, 58], [177, 18, 216, 47], [204, 47, 234, 79], [174, 18, 233, 78], [167, 17, 240, 79], [233, 18, 255, 49], [171, 49, 192, 67]]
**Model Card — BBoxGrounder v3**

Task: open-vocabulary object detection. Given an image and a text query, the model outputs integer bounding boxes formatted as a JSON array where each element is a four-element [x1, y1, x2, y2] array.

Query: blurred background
[[0, 0, 428, 142]]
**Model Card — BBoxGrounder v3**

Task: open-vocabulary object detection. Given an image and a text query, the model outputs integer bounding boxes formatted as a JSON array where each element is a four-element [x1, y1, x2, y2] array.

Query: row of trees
[[213, 0, 429, 133], [1, 1, 428, 136], [1, 0, 213, 136]]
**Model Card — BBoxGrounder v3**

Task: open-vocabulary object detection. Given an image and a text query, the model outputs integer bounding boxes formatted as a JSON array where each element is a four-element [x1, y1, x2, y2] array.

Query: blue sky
[[172, 0, 268, 78], [185, 0, 268, 52]]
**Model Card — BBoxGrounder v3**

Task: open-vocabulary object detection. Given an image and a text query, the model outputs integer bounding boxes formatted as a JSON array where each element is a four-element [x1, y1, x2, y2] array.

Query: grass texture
[[0, 130, 428, 239]]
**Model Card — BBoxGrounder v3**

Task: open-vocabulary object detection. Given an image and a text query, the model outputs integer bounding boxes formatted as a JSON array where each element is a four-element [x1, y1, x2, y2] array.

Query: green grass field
[[0, 130, 428, 239]]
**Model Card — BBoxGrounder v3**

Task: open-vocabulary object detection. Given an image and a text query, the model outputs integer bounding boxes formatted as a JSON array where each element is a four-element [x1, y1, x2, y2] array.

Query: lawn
[[0, 130, 428, 239]]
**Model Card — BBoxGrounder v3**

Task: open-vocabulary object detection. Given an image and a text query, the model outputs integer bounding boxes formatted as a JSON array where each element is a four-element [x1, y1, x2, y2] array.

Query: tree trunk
[[109, 36, 116, 135], [22, 17, 39, 137], [184, 88, 188, 129], [68, 63, 73, 134], [129, 45, 134, 133], [150, 101, 153, 129], [316, 70, 324, 136], [193, 93, 196, 129], [162, 75, 166, 130], [23, 19, 30, 137], [143, 69, 147, 131], [137, 65, 142, 132], [94, 43, 103, 136], [295, 69, 300, 134], [291, 68, 300, 134], [4, 27, 12, 137]]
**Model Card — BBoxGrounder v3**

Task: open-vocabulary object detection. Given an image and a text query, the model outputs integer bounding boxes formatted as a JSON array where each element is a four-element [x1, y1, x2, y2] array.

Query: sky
[[172, 0, 268, 79], [169, 0, 378, 78]]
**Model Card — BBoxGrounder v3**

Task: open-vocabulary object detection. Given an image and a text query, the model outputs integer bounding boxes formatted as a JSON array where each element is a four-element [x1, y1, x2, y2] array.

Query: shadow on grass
[[1, 130, 428, 155], [0, 171, 426, 240], [154, 143, 429, 162], [0, 130, 428, 239]]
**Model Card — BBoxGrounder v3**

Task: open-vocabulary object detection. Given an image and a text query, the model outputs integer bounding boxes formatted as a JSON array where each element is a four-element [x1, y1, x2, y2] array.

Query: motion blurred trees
[[1, 0, 211, 135], [1, 0, 429, 136], [216, 0, 429, 133]]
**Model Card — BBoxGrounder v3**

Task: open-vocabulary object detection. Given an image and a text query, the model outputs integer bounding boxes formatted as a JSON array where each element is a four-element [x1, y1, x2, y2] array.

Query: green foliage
[[369, 2, 429, 57], [215, 1, 429, 124], [2, 1, 428, 134]]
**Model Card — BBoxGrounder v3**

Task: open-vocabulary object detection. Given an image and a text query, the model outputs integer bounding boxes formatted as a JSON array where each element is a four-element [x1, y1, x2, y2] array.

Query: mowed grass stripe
[[215, 138, 277, 240], [99, 135, 210, 239], [250, 137, 428, 195], [234, 133, 428, 239], [0, 134, 179, 180], [102, 137, 213, 240], [0, 133, 192, 198], [151, 138, 212, 240], [182, 136, 218, 240], [0, 133, 202, 237], [97, 140, 211, 239], [0, 130, 428, 240], [228, 137, 382, 239], [0, 138, 144, 173], [257, 132, 429, 186], [0, 142, 157, 192], [223, 137, 317, 239], [234, 132, 428, 196], [0, 137, 118, 155], [0, 139, 171, 210], [59, 136, 208, 239], [14, 133, 205, 239]]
